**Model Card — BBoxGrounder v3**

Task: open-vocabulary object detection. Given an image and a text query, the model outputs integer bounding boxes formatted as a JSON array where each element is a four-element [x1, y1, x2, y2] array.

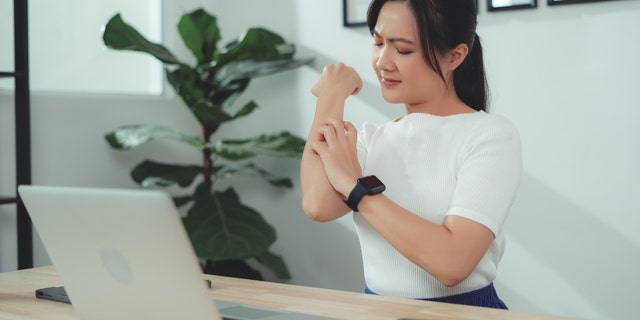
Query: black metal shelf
[[1, 0, 33, 270], [0, 197, 17, 205]]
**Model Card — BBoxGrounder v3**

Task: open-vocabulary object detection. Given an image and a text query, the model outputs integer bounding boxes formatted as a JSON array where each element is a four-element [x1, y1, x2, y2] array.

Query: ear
[[447, 43, 469, 71]]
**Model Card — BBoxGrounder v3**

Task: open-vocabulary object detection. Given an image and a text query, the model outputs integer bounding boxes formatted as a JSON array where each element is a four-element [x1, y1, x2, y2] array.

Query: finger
[[343, 121, 356, 130], [343, 122, 359, 164], [343, 121, 358, 144], [310, 139, 328, 156], [322, 118, 345, 134], [315, 128, 326, 142], [322, 118, 348, 146], [322, 117, 342, 126], [317, 123, 338, 146]]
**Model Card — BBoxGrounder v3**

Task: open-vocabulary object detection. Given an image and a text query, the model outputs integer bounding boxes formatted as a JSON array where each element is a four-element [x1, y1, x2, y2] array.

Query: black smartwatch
[[343, 175, 385, 212]]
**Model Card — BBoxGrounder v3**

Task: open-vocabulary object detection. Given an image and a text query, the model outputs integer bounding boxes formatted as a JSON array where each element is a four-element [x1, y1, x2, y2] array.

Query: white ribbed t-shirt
[[354, 111, 522, 299]]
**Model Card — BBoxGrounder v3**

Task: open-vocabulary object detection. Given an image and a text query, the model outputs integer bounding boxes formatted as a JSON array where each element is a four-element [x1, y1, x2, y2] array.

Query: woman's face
[[371, 1, 446, 109]]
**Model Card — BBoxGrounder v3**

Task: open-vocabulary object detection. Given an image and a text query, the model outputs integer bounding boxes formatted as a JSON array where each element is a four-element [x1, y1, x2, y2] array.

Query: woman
[[300, 0, 522, 309]]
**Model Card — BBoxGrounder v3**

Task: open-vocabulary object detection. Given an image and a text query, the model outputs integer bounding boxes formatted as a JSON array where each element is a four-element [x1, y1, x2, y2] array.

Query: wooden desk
[[0, 266, 577, 320]]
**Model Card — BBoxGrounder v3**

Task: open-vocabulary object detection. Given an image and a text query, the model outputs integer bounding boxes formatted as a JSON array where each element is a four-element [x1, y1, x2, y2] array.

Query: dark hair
[[367, 0, 487, 111]]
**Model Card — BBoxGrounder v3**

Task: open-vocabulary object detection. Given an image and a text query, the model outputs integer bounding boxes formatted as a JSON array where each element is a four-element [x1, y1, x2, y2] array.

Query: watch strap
[[343, 181, 368, 212], [343, 175, 385, 212]]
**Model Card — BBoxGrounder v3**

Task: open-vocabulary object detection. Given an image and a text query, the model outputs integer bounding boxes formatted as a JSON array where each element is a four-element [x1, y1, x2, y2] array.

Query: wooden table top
[[0, 266, 578, 320]]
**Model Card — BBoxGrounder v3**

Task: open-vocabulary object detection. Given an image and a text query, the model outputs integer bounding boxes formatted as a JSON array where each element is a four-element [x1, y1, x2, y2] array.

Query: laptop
[[18, 185, 336, 320]]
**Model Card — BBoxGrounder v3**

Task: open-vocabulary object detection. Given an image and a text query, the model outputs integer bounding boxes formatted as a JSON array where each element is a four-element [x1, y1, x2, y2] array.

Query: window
[[0, 0, 163, 95]]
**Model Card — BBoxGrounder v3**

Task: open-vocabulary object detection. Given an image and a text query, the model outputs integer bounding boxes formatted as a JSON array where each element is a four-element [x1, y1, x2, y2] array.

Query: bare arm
[[300, 94, 350, 221], [356, 194, 494, 287], [300, 63, 363, 222]]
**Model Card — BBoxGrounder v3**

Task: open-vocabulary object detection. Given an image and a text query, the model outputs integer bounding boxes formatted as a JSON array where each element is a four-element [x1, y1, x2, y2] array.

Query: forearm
[[357, 194, 493, 287], [300, 94, 352, 221]]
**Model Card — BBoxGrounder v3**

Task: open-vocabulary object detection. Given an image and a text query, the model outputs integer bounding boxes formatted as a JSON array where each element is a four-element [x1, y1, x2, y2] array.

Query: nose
[[374, 45, 394, 72]]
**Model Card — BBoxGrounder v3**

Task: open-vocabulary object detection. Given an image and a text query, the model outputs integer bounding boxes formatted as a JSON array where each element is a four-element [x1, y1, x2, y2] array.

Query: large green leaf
[[208, 131, 306, 160], [222, 28, 286, 53], [214, 28, 283, 69], [191, 101, 232, 130], [173, 195, 194, 208], [178, 9, 220, 65], [105, 124, 203, 150], [213, 162, 293, 188], [210, 78, 251, 109], [188, 100, 258, 133], [215, 57, 314, 88], [166, 66, 204, 109], [183, 183, 276, 261], [131, 160, 202, 187], [256, 251, 290, 280], [230, 100, 258, 120], [103, 14, 182, 65], [164, 67, 254, 128]]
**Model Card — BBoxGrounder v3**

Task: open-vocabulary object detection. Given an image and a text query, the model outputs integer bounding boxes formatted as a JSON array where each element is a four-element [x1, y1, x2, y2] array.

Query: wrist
[[340, 178, 358, 199], [343, 175, 385, 212], [317, 89, 349, 105]]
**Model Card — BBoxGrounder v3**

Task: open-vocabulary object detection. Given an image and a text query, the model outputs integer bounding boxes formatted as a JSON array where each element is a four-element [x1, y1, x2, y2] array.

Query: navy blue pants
[[365, 283, 508, 309]]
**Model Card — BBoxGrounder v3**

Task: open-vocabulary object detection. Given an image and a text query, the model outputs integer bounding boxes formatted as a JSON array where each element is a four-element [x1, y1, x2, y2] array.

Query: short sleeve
[[446, 117, 523, 235], [356, 121, 381, 172]]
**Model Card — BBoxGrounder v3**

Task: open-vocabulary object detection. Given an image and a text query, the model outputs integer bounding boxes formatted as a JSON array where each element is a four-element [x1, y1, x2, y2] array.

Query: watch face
[[359, 175, 385, 193]]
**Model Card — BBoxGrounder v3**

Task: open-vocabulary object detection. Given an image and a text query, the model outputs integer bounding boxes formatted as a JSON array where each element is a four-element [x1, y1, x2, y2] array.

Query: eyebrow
[[372, 30, 415, 45]]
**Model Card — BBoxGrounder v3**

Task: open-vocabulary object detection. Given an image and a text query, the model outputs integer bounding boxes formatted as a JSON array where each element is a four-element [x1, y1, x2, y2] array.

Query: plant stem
[[203, 127, 213, 185]]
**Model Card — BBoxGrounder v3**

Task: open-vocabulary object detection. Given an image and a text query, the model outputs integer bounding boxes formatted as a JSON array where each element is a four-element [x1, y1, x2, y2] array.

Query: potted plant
[[102, 8, 313, 280]]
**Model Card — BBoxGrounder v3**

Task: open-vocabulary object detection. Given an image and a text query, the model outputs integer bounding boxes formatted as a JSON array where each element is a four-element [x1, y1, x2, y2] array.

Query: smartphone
[[35, 279, 212, 304], [35, 286, 71, 304]]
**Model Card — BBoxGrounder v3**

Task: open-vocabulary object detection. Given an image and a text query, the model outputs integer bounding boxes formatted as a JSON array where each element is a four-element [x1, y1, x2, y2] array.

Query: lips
[[381, 77, 401, 87]]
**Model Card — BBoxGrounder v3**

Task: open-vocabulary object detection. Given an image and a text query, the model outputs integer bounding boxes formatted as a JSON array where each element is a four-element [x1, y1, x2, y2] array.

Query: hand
[[310, 117, 362, 198], [311, 62, 362, 99]]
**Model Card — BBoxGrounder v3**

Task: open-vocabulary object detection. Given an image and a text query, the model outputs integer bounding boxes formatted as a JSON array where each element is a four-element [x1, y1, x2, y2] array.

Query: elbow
[[437, 274, 467, 288], [305, 210, 333, 223], [435, 268, 473, 287], [301, 198, 335, 223], [419, 258, 471, 288]]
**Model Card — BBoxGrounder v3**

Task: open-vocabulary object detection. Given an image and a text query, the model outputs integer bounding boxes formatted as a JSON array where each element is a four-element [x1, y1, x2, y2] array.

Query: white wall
[[481, 3, 640, 319], [1, 1, 639, 319], [294, 2, 640, 320]]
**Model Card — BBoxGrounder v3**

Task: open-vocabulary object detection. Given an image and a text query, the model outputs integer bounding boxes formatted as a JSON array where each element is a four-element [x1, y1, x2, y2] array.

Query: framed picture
[[488, 0, 537, 11], [344, 1, 481, 26], [548, 0, 615, 5], [343, 0, 370, 27]]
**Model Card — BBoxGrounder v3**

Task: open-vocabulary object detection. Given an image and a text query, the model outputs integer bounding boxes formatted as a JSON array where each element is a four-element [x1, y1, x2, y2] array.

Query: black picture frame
[[488, 0, 538, 11], [344, 1, 482, 27], [343, 0, 369, 27], [548, 0, 615, 5]]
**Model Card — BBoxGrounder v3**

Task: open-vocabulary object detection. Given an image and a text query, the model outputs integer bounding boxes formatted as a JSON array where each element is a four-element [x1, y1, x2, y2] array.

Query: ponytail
[[454, 33, 487, 112]]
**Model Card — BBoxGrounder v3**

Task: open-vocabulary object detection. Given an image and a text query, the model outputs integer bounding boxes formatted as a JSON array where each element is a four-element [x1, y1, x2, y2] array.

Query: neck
[[404, 91, 475, 116]]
